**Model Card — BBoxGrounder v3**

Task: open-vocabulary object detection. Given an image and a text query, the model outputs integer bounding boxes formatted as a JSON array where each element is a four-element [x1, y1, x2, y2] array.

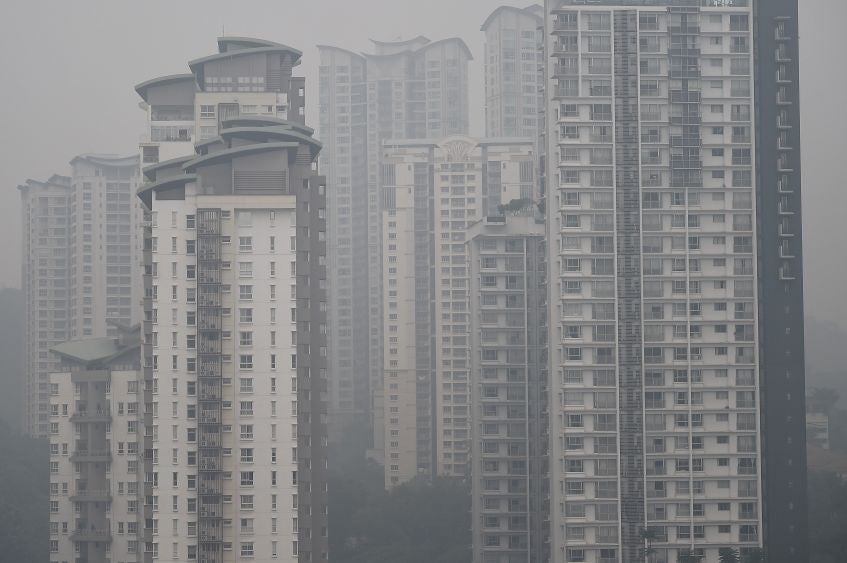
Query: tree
[[809, 470, 847, 562], [809, 387, 840, 416], [497, 198, 533, 216], [677, 549, 703, 563], [740, 547, 765, 563], [719, 547, 740, 563], [329, 435, 471, 563], [640, 528, 659, 558], [0, 421, 49, 562]]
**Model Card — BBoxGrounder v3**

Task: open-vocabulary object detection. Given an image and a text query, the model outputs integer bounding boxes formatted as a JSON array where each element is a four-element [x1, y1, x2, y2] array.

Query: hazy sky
[[0, 0, 844, 325]]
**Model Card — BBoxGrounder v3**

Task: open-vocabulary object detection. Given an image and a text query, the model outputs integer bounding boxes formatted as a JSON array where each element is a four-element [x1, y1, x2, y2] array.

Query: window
[[239, 237, 253, 252], [239, 308, 253, 323], [239, 262, 253, 277], [239, 285, 253, 300], [240, 448, 254, 463]]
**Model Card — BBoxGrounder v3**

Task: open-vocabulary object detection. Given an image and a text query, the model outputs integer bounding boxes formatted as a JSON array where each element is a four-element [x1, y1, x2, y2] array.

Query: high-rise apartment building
[[68, 155, 144, 340], [49, 323, 145, 563], [20, 174, 72, 438], [316, 46, 370, 441], [468, 214, 549, 563], [19, 155, 141, 437], [544, 1, 806, 562], [136, 37, 328, 563], [318, 37, 472, 450], [482, 5, 544, 138], [380, 136, 535, 487]]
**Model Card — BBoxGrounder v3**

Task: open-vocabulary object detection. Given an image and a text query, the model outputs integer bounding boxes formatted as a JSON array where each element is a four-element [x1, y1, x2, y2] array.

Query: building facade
[[317, 37, 472, 452], [482, 5, 544, 138], [20, 175, 72, 438], [468, 215, 549, 563], [316, 46, 371, 442], [136, 37, 328, 563], [49, 323, 145, 563], [380, 136, 536, 487], [544, 1, 806, 562], [20, 155, 141, 438], [68, 155, 143, 340]]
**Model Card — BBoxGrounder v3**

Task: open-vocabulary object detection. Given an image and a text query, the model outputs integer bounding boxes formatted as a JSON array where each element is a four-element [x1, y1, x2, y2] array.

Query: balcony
[[70, 450, 112, 463], [778, 201, 794, 215], [553, 65, 578, 77], [70, 489, 112, 502], [552, 20, 578, 33], [200, 506, 222, 518], [70, 528, 112, 543], [70, 410, 111, 423], [779, 266, 796, 281]]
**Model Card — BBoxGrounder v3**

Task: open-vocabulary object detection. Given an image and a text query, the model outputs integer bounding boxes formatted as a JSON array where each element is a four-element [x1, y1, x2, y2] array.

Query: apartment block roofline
[[220, 115, 314, 136], [17, 175, 71, 192], [363, 36, 473, 60], [383, 135, 535, 149], [480, 4, 544, 31], [134, 73, 196, 103], [136, 173, 196, 208], [142, 155, 194, 181], [316, 44, 367, 61], [188, 44, 302, 78], [50, 325, 141, 367], [369, 35, 430, 47], [182, 141, 299, 172], [219, 124, 322, 158], [69, 154, 139, 168], [217, 36, 298, 53]]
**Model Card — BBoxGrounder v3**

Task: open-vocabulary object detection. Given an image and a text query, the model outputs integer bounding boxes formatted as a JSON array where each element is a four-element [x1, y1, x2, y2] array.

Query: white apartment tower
[[482, 5, 545, 138], [20, 155, 141, 438], [20, 174, 72, 438], [68, 155, 144, 340], [49, 323, 145, 563], [318, 37, 472, 451], [380, 136, 535, 487], [135, 37, 328, 563], [544, 2, 775, 561]]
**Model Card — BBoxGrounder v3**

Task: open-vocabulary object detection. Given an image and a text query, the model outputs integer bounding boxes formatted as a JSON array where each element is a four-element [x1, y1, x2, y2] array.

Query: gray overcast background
[[0, 0, 844, 326]]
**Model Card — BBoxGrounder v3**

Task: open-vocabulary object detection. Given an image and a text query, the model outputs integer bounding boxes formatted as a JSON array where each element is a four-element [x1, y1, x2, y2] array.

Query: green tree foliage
[[809, 471, 847, 562], [0, 421, 49, 562], [329, 444, 471, 563], [718, 547, 740, 563], [0, 287, 24, 431]]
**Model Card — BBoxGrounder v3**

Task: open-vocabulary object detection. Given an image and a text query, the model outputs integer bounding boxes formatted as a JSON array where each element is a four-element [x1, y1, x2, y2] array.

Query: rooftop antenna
[[222, 24, 226, 37]]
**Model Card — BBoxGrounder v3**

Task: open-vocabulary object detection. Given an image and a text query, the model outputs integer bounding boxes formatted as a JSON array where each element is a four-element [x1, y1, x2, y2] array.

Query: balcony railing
[[70, 528, 112, 542], [70, 450, 112, 462]]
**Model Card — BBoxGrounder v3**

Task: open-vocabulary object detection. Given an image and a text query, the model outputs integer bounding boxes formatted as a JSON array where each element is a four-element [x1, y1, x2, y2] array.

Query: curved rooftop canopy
[[219, 125, 322, 160], [137, 173, 197, 208], [316, 44, 366, 62], [188, 44, 302, 78], [220, 115, 314, 136], [70, 154, 139, 168], [217, 36, 298, 53], [134, 73, 196, 103], [417, 37, 473, 61], [481, 5, 543, 31], [18, 176, 71, 192], [142, 155, 194, 181], [182, 142, 299, 172]]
